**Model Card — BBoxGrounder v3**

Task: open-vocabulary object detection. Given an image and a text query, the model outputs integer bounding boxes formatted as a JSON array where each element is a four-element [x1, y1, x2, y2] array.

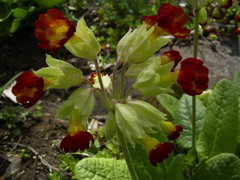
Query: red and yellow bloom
[[161, 50, 182, 72], [177, 58, 209, 96], [60, 109, 94, 152], [12, 71, 45, 108], [143, 4, 190, 38], [60, 130, 94, 152], [144, 135, 174, 166], [159, 121, 183, 140], [34, 8, 76, 50]]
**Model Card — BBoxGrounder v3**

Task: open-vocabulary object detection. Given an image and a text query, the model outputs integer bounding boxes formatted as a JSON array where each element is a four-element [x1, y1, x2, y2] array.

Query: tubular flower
[[159, 121, 183, 140], [60, 109, 94, 152], [34, 8, 76, 50], [161, 50, 182, 72], [143, 4, 190, 38], [144, 135, 174, 166], [60, 131, 94, 152], [12, 71, 47, 108], [177, 58, 209, 96]]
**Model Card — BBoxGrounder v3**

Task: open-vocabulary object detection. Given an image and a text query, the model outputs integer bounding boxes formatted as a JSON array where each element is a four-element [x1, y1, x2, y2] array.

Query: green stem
[[192, 96, 197, 158], [119, 62, 128, 99], [93, 58, 112, 110], [117, 128, 138, 180], [192, 0, 199, 162], [112, 61, 121, 98]]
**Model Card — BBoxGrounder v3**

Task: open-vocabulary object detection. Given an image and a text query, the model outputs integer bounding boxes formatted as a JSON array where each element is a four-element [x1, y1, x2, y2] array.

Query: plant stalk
[[192, 0, 199, 162], [117, 128, 138, 180], [93, 58, 112, 110]]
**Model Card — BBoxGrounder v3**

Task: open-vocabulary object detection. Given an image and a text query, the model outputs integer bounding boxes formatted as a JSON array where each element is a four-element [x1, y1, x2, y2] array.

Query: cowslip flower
[[143, 3, 190, 38], [159, 121, 183, 140], [34, 8, 76, 50], [12, 71, 48, 108], [177, 58, 209, 96], [161, 50, 182, 72], [60, 109, 94, 152], [144, 135, 174, 166]]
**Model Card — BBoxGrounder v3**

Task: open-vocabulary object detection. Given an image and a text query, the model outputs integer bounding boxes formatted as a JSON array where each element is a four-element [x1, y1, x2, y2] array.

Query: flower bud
[[198, 7, 208, 26], [64, 18, 101, 61]]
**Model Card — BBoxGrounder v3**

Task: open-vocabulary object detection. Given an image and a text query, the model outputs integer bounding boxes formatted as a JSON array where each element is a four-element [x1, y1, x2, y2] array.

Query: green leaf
[[166, 155, 185, 180], [156, 93, 178, 116], [191, 153, 240, 180], [197, 79, 239, 158], [173, 94, 206, 149], [74, 158, 131, 180], [233, 70, 240, 96]]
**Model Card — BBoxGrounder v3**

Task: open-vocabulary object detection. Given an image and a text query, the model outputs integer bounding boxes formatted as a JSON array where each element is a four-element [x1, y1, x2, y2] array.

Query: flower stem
[[192, 0, 199, 162], [93, 58, 112, 110], [119, 62, 128, 99], [112, 61, 121, 98], [117, 128, 138, 180]]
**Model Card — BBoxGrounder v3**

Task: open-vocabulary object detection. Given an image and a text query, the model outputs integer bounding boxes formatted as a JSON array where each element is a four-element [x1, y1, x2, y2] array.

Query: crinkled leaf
[[157, 93, 178, 116], [74, 158, 131, 180], [191, 153, 240, 180], [197, 79, 238, 158], [233, 70, 240, 96], [173, 94, 206, 149]]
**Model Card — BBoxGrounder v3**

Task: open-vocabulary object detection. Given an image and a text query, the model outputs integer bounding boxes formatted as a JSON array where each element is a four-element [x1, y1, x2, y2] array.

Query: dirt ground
[[0, 26, 239, 179]]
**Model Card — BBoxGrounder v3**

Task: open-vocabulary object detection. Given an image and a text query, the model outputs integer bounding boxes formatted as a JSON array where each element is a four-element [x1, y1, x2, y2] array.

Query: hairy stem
[[93, 58, 112, 110], [117, 128, 138, 180], [192, 0, 199, 162]]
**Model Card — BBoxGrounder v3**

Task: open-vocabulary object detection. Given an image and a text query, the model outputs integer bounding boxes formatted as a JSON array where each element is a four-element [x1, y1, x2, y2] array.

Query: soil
[[0, 26, 239, 179]]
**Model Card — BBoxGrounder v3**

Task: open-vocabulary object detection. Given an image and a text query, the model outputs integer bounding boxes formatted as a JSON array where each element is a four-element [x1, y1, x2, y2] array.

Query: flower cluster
[[11, 3, 209, 167]]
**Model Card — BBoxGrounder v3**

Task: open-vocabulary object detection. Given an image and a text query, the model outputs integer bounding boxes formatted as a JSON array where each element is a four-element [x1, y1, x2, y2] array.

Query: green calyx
[[64, 18, 101, 61], [35, 54, 83, 89], [57, 87, 95, 125]]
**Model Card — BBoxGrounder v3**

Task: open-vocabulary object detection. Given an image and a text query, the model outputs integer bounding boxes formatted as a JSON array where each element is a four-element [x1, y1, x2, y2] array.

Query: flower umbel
[[143, 3, 190, 38], [177, 58, 209, 96], [34, 8, 76, 50], [144, 135, 174, 166], [12, 71, 45, 108]]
